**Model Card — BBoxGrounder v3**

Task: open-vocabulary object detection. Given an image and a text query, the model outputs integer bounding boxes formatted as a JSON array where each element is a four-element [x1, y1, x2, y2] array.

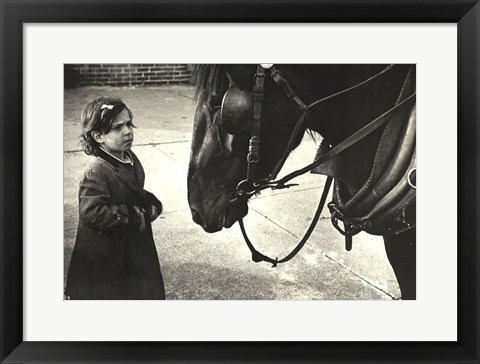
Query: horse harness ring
[[219, 64, 416, 267]]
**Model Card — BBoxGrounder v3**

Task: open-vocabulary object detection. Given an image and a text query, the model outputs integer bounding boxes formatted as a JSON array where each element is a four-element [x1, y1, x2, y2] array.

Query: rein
[[251, 92, 415, 193], [233, 64, 415, 266], [239, 176, 333, 267], [234, 64, 399, 197]]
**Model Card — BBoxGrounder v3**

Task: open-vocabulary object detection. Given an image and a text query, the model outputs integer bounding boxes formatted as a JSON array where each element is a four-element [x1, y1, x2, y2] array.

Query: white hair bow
[[101, 104, 114, 110]]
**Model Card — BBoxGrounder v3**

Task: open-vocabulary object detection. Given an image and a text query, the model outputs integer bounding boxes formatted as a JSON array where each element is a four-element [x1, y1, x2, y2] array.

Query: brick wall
[[65, 64, 192, 88]]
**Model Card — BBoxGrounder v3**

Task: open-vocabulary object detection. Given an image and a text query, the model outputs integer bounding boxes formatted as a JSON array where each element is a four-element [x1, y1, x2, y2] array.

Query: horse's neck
[[305, 64, 414, 194], [305, 65, 412, 145]]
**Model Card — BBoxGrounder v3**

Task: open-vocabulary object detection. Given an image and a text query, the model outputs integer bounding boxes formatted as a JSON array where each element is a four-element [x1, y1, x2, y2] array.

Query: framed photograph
[[1, 1, 479, 363]]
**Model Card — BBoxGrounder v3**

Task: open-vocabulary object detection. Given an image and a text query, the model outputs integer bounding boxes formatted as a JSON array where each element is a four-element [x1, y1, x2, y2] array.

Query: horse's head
[[187, 100, 249, 232], [187, 64, 412, 233], [188, 65, 307, 232]]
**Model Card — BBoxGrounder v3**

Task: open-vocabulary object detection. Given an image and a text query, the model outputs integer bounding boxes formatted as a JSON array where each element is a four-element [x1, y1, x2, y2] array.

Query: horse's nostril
[[190, 206, 222, 233]]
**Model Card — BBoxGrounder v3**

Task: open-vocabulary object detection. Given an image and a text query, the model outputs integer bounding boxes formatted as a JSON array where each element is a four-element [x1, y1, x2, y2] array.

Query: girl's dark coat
[[65, 150, 165, 300]]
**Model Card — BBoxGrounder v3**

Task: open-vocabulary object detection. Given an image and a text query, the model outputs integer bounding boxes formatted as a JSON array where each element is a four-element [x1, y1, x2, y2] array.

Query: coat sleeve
[[78, 166, 131, 231]]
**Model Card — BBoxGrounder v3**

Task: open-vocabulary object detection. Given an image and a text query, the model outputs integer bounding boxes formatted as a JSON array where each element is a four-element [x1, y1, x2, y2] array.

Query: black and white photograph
[[2, 1, 478, 361], [64, 64, 416, 301]]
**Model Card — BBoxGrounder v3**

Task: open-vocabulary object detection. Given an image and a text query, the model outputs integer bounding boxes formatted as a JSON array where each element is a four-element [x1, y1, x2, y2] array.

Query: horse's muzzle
[[190, 206, 223, 233]]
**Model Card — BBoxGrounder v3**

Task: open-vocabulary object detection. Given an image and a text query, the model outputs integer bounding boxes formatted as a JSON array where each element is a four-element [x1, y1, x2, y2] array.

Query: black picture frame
[[1, 1, 479, 363]]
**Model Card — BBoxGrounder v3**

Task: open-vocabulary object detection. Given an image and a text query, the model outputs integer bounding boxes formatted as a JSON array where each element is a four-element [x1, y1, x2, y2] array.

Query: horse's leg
[[383, 228, 416, 300]]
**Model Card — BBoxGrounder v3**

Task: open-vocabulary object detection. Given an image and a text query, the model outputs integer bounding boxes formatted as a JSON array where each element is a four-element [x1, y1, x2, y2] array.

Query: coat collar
[[97, 148, 144, 192], [97, 147, 120, 168], [97, 148, 134, 168]]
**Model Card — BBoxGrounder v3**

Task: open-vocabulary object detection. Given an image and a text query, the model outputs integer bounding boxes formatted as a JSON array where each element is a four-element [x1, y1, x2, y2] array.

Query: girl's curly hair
[[79, 96, 134, 156]]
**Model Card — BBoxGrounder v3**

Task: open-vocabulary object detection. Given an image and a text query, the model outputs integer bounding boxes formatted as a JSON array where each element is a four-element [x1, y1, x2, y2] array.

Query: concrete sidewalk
[[64, 85, 400, 300]]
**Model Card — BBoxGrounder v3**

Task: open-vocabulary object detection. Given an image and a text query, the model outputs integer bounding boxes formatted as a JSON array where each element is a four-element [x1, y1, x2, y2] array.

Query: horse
[[187, 64, 416, 300]]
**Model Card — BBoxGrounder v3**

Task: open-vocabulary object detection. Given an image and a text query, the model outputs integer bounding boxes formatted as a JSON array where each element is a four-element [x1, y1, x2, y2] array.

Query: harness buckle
[[252, 92, 265, 101], [247, 137, 261, 163], [247, 152, 259, 163], [328, 203, 365, 251]]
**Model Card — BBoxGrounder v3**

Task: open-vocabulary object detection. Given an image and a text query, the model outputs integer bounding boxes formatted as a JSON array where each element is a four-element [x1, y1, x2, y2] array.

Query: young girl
[[65, 96, 165, 300]]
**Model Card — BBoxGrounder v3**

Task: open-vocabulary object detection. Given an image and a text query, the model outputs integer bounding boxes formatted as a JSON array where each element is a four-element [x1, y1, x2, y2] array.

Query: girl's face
[[94, 108, 134, 159]]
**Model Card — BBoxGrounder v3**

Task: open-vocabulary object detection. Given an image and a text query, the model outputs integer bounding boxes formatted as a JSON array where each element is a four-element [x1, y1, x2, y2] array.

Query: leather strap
[[342, 65, 416, 214], [346, 103, 416, 215], [246, 65, 265, 182], [365, 150, 416, 222], [270, 66, 306, 111], [237, 66, 265, 196], [239, 176, 333, 266], [254, 93, 415, 193], [266, 65, 394, 182], [236, 64, 415, 264], [267, 66, 308, 180], [328, 66, 416, 238]]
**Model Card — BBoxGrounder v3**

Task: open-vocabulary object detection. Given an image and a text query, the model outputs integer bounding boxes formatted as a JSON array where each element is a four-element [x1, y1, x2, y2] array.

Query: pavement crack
[[156, 208, 190, 216], [149, 140, 189, 146], [65, 88, 87, 100], [248, 207, 318, 251], [249, 206, 301, 240], [251, 184, 331, 198], [64, 141, 189, 154], [324, 254, 398, 299], [167, 89, 195, 100], [247, 207, 397, 299], [151, 144, 185, 164]]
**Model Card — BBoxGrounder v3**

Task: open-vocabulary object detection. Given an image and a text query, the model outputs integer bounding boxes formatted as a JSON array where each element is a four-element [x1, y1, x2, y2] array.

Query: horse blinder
[[220, 86, 253, 135]]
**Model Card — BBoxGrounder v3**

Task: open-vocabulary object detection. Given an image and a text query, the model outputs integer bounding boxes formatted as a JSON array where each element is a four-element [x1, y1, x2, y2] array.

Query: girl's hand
[[149, 202, 162, 222], [133, 206, 146, 232], [144, 190, 162, 222]]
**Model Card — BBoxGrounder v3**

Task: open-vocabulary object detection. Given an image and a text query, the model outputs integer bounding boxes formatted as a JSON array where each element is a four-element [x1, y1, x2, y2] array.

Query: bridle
[[220, 64, 416, 267]]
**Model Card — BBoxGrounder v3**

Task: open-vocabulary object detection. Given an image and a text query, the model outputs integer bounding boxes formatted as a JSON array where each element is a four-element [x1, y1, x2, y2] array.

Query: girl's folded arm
[[78, 169, 130, 230]]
